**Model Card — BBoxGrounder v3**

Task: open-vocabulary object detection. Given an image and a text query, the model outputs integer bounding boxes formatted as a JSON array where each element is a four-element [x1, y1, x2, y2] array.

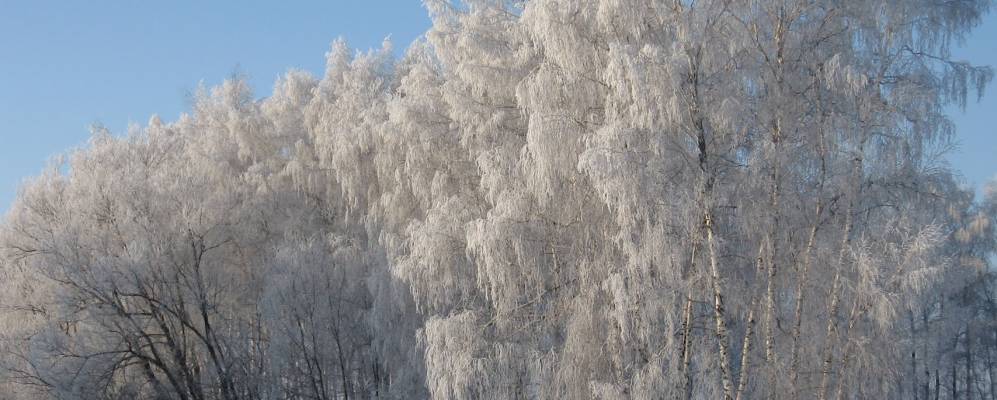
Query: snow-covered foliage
[[1, 1, 995, 399]]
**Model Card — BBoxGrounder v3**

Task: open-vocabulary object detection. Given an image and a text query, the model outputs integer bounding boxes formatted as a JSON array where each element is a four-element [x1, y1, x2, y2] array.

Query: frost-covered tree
[[1, 1, 994, 399]]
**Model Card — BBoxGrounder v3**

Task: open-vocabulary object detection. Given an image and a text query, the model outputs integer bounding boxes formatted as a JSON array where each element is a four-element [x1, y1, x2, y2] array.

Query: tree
[[1, 1, 994, 399]]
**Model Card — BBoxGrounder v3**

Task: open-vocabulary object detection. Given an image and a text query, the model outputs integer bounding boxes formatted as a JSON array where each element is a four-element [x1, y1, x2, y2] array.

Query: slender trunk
[[955, 362, 960, 400], [142, 360, 170, 400], [913, 350, 919, 400], [738, 242, 765, 400], [109, 291, 192, 400], [790, 201, 822, 397], [309, 310, 330, 400], [763, 233, 779, 400], [936, 369, 940, 400], [763, 171, 781, 400], [138, 279, 203, 400], [190, 240, 238, 400], [817, 208, 853, 400], [989, 330, 996, 400], [686, 42, 734, 400], [764, 115, 783, 377], [334, 326, 351, 400], [373, 357, 381, 399], [967, 325, 974, 400], [679, 239, 700, 400], [735, 305, 756, 400], [171, 273, 206, 400], [680, 294, 695, 400], [833, 298, 869, 400], [925, 370, 930, 400], [200, 298, 236, 400], [912, 311, 919, 400], [296, 315, 323, 400], [705, 212, 735, 400], [818, 151, 861, 400], [816, 265, 842, 400]]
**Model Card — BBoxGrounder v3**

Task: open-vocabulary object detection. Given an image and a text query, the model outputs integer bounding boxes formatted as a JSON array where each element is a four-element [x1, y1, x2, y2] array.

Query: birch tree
[[0, 1, 994, 399]]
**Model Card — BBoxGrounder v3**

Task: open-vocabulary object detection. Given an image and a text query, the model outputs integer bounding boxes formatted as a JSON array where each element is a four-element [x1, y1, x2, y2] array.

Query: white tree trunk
[[736, 305, 757, 400], [706, 212, 735, 400]]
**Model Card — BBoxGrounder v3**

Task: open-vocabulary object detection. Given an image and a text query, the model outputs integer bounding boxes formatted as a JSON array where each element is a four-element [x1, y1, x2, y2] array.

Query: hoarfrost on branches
[[1, 0, 995, 399]]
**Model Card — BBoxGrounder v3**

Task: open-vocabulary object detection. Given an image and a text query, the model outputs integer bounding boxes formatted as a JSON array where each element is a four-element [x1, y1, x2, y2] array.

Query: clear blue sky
[[949, 12, 997, 197], [0, 2, 994, 215]]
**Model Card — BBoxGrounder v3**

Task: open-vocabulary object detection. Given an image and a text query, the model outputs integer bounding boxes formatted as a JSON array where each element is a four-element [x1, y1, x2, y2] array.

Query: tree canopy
[[1, 1, 995, 399]]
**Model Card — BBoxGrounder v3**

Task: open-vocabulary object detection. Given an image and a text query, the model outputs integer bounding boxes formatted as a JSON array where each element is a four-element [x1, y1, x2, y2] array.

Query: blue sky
[[0, 2, 994, 215], [0, 1, 432, 214], [949, 12, 997, 197]]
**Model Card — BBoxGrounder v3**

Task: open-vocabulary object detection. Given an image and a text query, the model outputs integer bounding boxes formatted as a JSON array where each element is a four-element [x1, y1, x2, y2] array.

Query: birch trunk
[[817, 156, 861, 400], [687, 41, 734, 400], [735, 305, 756, 400], [989, 330, 996, 400], [967, 324, 974, 400], [936, 369, 941, 400], [816, 255, 844, 400], [680, 293, 695, 400], [763, 232, 779, 400], [763, 152, 782, 400], [833, 298, 871, 400], [679, 233, 701, 400], [789, 201, 822, 397], [706, 212, 735, 400], [911, 311, 919, 400]]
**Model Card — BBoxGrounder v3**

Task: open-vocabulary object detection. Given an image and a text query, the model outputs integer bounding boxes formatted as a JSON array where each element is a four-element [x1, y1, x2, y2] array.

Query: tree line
[[1, 0, 996, 399]]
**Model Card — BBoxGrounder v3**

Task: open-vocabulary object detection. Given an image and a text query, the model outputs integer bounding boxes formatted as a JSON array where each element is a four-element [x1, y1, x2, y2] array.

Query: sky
[[948, 12, 997, 196], [0, 2, 994, 215], [0, 1, 432, 214]]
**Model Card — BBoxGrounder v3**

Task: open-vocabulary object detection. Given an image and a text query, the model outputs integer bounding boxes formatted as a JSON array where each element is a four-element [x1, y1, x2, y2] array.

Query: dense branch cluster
[[1, 0, 996, 399]]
